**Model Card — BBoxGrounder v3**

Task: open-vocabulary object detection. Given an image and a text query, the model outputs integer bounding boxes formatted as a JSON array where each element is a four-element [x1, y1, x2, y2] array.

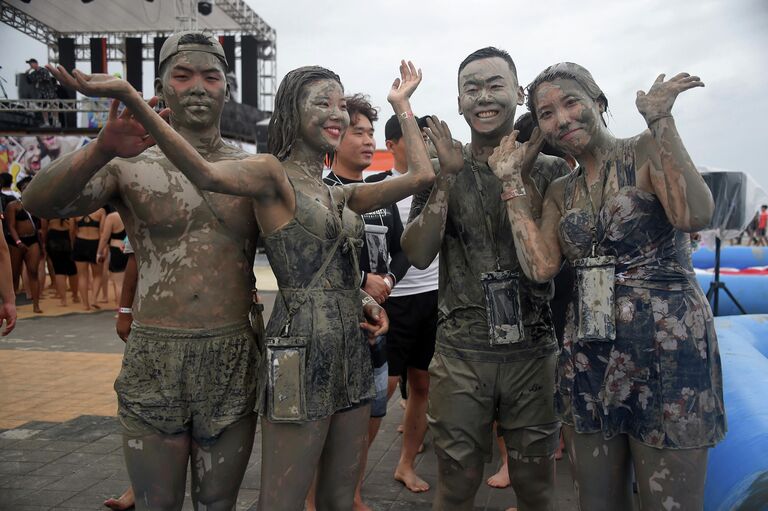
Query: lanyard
[[468, 156, 502, 271], [578, 164, 610, 257]]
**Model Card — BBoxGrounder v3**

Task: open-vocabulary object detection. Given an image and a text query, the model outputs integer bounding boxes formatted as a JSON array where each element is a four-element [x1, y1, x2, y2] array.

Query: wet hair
[[458, 47, 518, 81], [157, 33, 227, 79], [267, 66, 343, 161], [513, 112, 567, 159], [526, 62, 609, 126], [0, 172, 12, 188], [345, 94, 378, 127]]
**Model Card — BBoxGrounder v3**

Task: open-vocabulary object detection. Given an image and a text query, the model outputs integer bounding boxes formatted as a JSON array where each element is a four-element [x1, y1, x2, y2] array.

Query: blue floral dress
[[555, 137, 726, 449]]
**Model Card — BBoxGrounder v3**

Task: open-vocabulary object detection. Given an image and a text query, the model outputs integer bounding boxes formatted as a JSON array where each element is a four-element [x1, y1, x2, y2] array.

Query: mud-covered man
[[402, 47, 570, 510], [23, 32, 263, 510]]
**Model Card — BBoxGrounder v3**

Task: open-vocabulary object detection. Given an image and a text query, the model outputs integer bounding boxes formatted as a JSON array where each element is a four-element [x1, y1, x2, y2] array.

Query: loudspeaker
[[153, 36, 167, 79], [90, 38, 107, 74], [57, 37, 77, 127], [702, 171, 748, 231], [220, 35, 235, 72], [125, 38, 142, 92], [241, 36, 259, 109]]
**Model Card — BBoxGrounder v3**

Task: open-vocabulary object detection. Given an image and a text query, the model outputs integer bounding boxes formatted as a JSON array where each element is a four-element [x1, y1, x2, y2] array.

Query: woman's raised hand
[[387, 60, 422, 105], [46, 65, 136, 102], [636, 72, 704, 125], [489, 128, 544, 185]]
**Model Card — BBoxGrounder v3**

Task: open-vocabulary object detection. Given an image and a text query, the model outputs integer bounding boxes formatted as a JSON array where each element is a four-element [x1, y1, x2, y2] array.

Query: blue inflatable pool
[[693, 246, 768, 270], [705, 315, 768, 511]]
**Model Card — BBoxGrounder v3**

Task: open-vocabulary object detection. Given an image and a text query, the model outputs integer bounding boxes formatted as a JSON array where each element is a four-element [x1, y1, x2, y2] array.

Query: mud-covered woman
[[48, 60, 434, 510], [487, 62, 725, 510]]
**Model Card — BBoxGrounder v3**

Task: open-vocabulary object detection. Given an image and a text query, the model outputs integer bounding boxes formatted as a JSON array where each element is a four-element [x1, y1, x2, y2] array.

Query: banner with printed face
[[0, 135, 91, 190]]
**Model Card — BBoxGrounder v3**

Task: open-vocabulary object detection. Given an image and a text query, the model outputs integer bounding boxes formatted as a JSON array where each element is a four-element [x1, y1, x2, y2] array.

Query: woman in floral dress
[[488, 62, 725, 510]]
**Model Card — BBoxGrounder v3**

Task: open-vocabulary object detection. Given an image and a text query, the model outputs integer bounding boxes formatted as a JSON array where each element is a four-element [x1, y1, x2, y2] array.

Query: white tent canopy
[[2, 0, 275, 39]]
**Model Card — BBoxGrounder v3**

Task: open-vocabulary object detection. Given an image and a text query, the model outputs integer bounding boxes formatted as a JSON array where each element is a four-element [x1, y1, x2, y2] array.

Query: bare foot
[[59, 300, 67, 307], [104, 486, 135, 510], [486, 464, 510, 488], [91, 303, 101, 310], [34, 306, 43, 314], [395, 466, 430, 493], [72, 295, 80, 303]]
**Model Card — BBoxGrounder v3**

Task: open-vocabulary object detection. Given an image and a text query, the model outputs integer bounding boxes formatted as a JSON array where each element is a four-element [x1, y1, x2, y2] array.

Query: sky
[[2, 0, 767, 189]]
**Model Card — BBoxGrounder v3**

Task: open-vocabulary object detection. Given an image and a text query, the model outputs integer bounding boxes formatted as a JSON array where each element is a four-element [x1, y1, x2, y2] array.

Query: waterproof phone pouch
[[265, 336, 308, 422], [573, 255, 617, 342], [480, 270, 524, 345], [364, 224, 389, 274]]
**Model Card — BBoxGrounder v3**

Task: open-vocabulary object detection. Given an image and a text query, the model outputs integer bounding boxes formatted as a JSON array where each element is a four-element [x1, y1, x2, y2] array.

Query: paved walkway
[[0, 296, 579, 510]]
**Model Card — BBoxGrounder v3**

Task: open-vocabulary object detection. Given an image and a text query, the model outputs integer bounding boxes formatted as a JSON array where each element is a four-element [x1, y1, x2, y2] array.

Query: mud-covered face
[[335, 113, 375, 171], [156, 51, 229, 129], [296, 79, 349, 155], [533, 78, 604, 156], [458, 57, 522, 138]]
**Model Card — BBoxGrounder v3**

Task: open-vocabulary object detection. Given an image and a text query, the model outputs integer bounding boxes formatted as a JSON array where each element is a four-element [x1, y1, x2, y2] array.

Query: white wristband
[[118, 307, 133, 314]]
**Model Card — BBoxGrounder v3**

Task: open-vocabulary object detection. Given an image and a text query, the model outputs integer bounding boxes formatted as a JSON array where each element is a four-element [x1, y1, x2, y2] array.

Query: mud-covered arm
[[636, 72, 713, 232], [0, 227, 16, 335], [116, 254, 136, 342], [401, 118, 464, 270], [345, 61, 434, 214], [489, 131, 564, 283], [45, 66, 284, 200]]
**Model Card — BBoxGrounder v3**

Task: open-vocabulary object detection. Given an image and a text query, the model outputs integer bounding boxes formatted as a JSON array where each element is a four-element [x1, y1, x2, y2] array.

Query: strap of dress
[[615, 138, 637, 189]]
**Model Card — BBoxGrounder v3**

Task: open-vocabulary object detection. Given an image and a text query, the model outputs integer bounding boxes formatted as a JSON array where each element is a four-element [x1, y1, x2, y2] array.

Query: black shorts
[[109, 246, 128, 273], [72, 237, 98, 263], [46, 230, 76, 276], [383, 290, 438, 375]]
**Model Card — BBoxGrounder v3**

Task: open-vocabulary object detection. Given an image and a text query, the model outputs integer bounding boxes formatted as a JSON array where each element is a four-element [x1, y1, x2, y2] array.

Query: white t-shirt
[[386, 169, 439, 297]]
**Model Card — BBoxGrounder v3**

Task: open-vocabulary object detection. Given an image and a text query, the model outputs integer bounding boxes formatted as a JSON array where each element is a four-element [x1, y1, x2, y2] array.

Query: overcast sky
[[2, 0, 767, 189]]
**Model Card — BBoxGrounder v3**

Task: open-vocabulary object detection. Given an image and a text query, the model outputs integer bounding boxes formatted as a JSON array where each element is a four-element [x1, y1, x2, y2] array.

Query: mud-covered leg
[[562, 426, 633, 511], [505, 426, 558, 511], [190, 413, 257, 511], [122, 431, 191, 511], [315, 404, 370, 511], [258, 416, 330, 511], [432, 448, 484, 511], [630, 438, 708, 511]]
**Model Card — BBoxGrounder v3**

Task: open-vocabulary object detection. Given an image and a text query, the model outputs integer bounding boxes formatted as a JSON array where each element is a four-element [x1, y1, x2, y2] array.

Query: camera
[[197, 1, 213, 15]]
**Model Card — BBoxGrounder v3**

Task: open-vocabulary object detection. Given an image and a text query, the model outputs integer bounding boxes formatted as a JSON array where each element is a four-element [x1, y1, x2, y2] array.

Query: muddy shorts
[[115, 321, 262, 444], [428, 352, 560, 468], [369, 335, 389, 418]]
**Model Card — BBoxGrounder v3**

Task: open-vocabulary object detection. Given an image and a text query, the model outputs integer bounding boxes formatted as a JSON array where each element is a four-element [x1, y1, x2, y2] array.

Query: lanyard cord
[[468, 157, 502, 271], [578, 163, 610, 257]]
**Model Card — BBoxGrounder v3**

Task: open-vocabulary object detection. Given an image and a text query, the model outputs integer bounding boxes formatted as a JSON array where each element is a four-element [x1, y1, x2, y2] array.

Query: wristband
[[118, 307, 133, 314], [383, 275, 392, 291], [362, 295, 376, 307], [646, 114, 673, 127], [500, 187, 526, 201], [399, 111, 414, 121], [15, 239, 22, 246]]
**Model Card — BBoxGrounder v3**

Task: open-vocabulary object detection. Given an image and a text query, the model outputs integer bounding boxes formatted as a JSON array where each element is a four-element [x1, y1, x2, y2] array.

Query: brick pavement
[[0, 301, 579, 510]]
